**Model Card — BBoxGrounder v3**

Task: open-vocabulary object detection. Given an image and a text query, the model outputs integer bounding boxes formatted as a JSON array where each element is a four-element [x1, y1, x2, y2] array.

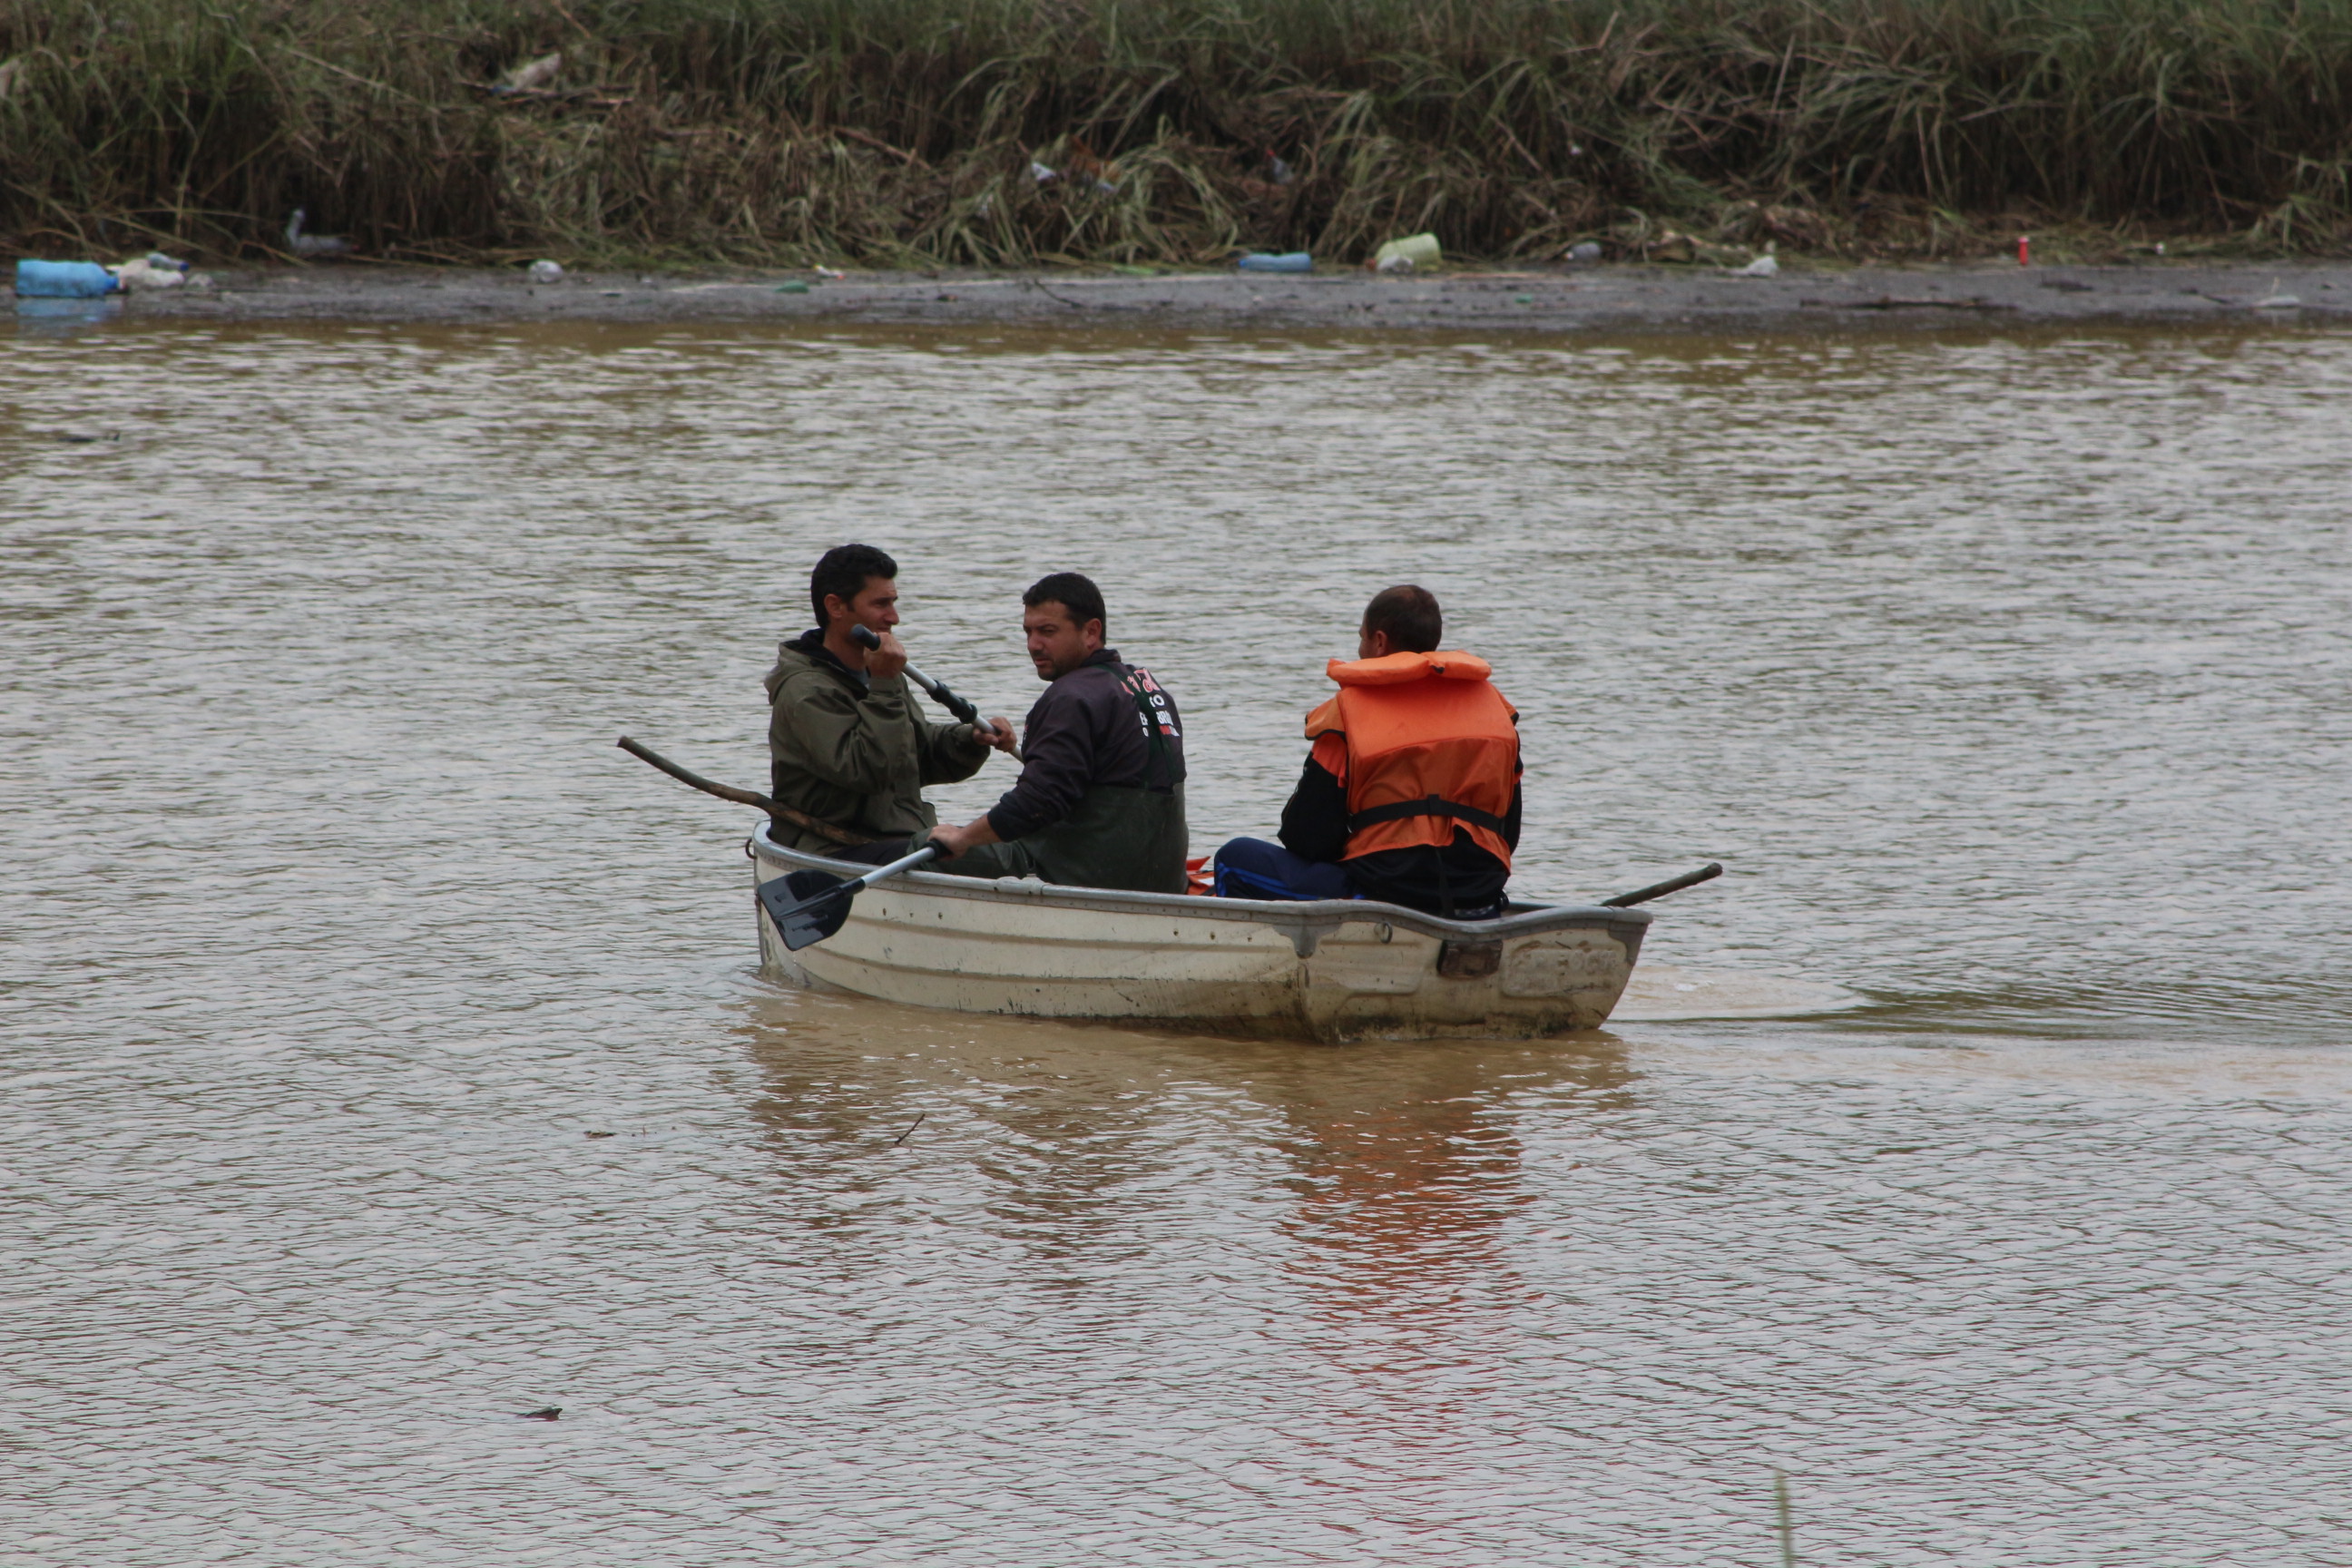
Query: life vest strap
[[1345, 794, 1508, 836]]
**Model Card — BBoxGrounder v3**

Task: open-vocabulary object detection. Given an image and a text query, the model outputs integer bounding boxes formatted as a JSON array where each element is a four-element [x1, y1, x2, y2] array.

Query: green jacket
[[762, 631, 991, 852]]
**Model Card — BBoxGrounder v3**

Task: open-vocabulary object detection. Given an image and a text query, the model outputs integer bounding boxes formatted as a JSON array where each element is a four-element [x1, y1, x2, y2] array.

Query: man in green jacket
[[763, 544, 1017, 861]]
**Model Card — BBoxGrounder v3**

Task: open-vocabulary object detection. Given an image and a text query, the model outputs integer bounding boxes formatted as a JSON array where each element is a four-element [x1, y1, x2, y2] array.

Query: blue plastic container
[[16, 260, 122, 299], [1236, 251, 1313, 273]]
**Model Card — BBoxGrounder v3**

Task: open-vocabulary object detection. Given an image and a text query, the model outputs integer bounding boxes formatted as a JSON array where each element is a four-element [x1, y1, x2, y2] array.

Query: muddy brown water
[[5, 316, 2349, 1564]]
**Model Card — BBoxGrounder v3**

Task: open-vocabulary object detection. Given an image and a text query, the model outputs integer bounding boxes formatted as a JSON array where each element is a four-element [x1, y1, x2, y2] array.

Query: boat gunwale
[[747, 822, 1651, 945]]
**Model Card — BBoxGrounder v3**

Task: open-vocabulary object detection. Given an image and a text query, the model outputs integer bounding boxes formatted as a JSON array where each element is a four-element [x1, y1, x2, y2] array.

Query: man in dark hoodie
[[925, 573, 1189, 893], [763, 544, 1017, 861]]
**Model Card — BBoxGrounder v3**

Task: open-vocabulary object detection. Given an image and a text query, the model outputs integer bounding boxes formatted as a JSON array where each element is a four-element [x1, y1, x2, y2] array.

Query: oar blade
[[758, 869, 855, 951]]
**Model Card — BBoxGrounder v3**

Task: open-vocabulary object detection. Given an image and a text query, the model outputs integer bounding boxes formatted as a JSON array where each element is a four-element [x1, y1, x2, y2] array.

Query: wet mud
[[101, 257, 2352, 334]]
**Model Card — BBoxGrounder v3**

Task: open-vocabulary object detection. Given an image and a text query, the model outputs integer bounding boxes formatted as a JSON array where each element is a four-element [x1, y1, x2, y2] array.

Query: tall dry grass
[[4, 0, 2349, 265]]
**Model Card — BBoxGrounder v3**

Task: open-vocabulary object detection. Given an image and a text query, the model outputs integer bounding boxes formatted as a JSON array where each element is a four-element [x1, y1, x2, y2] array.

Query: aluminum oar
[[757, 839, 949, 951], [848, 624, 1021, 759]]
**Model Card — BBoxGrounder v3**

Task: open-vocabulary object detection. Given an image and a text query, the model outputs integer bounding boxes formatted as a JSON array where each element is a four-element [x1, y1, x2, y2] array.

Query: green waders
[[937, 660, 1189, 894], [936, 783, 1189, 894]]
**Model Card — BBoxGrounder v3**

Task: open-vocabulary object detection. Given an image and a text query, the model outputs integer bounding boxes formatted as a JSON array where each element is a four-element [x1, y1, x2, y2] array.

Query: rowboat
[[748, 820, 1655, 1042]]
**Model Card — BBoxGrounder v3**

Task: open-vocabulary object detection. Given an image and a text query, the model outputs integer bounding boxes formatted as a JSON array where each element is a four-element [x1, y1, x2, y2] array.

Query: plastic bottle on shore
[[1237, 251, 1312, 272], [1371, 232, 1442, 272], [15, 260, 122, 299]]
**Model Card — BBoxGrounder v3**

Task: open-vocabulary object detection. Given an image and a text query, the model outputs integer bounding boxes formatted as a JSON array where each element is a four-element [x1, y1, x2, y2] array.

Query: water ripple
[[4, 318, 2349, 1563]]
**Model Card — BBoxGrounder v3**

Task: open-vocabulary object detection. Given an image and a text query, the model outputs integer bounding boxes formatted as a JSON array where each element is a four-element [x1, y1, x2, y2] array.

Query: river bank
[[71, 258, 2352, 334], [9, 0, 2351, 272]]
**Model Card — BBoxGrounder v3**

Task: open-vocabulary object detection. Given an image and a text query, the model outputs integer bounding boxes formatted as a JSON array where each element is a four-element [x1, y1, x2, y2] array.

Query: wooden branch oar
[[616, 736, 871, 847], [1602, 862, 1723, 907], [757, 840, 946, 951]]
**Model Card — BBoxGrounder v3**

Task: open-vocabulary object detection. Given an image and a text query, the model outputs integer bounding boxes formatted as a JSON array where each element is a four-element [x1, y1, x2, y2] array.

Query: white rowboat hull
[[749, 824, 1651, 1042]]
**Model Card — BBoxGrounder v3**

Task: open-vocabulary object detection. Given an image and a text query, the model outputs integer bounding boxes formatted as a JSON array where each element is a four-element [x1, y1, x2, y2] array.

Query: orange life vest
[[1303, 651, 1518, 866]]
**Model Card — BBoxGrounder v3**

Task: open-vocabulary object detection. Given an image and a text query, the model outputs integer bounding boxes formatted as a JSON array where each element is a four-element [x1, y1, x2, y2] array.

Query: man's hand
[[926, 817, 1003, 860], [974, 716, 1019, 755], [866, 630, 908, 684]]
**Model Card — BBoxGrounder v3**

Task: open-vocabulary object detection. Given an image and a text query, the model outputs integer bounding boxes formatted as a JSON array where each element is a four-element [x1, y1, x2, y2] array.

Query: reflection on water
[[1266, 1042, 1636, 1472], [4, 317, 2350, 1564], [1263, 1040, 1628, 1310]]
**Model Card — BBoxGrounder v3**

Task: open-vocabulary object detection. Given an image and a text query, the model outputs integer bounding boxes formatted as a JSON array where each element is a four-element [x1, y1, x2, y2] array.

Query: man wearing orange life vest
[[1211, 585, 1522, 919]]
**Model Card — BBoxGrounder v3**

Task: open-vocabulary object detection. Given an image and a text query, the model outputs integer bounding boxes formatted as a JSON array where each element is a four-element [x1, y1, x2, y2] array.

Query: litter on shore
[[284, 209, 351, 259], [1372, 232, 1441, 273], [15, 260, 120, 299], [495, 53, 562, 95], [114, 253, 191, 289]]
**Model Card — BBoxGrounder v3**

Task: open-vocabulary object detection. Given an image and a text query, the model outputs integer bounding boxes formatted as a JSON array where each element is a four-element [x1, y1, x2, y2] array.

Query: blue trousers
[[1212, 837, 1357, 902]]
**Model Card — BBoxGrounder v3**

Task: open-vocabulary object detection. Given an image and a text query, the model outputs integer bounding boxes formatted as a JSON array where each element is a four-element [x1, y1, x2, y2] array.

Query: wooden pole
[[617, 736, 871, 848]]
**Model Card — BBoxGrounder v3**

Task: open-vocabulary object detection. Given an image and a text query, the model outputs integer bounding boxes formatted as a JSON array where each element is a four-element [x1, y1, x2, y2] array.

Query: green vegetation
[[5, 0, 2349, 267]]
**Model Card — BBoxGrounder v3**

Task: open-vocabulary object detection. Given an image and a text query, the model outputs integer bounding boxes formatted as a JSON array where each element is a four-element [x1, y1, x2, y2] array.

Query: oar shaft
[[849, 624, 974, 721], [848, 625, 1018, 758], [769, 841, 945, 927], [903, 661, 980, 726], [1602, 862, 1724, 908], [837, 841, 946, 899]]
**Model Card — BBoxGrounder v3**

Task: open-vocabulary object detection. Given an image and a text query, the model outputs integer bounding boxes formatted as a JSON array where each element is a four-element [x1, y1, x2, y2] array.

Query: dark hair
[[1362, 584, 1442, 653], [810, 543, 898, 627], [1022, 572, 1107, 634]]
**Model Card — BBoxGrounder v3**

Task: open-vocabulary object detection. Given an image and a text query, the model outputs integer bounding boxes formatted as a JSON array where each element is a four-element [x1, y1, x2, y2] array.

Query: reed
[[4, 0, 2348, 266]]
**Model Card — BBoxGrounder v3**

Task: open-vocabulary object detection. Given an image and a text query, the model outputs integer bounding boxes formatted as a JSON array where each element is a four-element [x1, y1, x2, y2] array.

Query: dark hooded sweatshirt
[[937, 648, 1189, 893]]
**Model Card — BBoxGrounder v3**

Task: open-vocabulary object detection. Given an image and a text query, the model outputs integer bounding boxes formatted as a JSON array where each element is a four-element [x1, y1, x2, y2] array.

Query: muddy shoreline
[[44, 258, 2352, 333]]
